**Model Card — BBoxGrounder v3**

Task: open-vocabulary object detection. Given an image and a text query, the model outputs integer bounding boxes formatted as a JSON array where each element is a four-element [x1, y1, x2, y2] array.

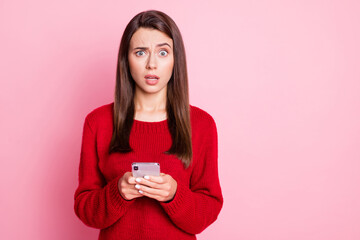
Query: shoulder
[[189, 105, 218, 156], [84, 102, 113, 128], [190, 104, 217, 130]]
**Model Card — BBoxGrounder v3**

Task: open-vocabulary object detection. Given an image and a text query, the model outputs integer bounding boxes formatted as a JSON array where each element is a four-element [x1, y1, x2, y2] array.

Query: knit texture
[[74, 102, 223, 240]]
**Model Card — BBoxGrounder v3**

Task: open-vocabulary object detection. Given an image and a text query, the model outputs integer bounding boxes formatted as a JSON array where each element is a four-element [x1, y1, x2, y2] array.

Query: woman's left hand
[[134, 173, 177, 202]]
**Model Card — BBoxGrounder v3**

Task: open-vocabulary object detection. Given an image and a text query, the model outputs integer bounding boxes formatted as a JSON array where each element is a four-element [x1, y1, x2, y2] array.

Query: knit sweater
[[74, 102, 223, 240]]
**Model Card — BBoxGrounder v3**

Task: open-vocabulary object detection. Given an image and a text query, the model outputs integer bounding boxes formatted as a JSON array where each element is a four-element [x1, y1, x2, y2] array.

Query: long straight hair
[[109, 10, 192, 168]]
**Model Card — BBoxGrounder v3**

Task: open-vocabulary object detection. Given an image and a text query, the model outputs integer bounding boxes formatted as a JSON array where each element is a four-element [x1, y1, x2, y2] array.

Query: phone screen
[[132, 162, 160, 178]]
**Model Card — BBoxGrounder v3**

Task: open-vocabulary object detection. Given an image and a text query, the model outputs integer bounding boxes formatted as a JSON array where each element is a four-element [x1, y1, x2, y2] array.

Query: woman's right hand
[[118, 172, 143, 200]]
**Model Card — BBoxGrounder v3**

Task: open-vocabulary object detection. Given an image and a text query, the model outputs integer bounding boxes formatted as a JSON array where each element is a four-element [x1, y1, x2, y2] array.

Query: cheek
[[128, 58, 142, 76], [163, 58, 174, 74]]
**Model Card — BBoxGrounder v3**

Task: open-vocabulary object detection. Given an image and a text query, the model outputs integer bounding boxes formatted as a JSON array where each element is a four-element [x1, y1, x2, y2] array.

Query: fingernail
[[144, 176, 150, 180], [139, 190, 143, 194], [136, 178, 141, 182], [135, 184, 140, 189]]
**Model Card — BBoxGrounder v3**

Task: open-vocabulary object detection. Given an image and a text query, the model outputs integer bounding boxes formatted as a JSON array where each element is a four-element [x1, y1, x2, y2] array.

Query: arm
[[74, 115, 134, 229], [159, 116, 224, 234]]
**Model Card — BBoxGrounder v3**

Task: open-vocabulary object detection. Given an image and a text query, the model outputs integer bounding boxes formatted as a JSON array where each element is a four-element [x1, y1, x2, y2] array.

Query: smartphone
[[132, 162, 160, 178]]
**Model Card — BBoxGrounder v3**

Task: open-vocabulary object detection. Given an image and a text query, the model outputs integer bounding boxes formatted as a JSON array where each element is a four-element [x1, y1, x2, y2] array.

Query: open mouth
[[144, 75, 160, 85], [145, 74, 160, 80]]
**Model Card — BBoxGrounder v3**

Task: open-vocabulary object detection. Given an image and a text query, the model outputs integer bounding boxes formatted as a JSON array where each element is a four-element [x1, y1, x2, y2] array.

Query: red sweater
[[74, 103, 223, 240]]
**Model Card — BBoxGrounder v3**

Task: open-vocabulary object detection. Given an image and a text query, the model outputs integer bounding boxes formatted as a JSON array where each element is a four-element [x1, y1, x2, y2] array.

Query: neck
[[133, 86, 167, 121]]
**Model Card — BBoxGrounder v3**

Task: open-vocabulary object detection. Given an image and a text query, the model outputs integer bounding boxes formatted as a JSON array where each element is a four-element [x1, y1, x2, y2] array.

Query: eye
[[135, 51, 146, 57], [159, 50, 168, 56]]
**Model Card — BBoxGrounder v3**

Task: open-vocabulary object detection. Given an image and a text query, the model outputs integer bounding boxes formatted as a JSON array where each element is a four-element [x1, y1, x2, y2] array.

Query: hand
[[134, 173, 178, 202], [118, 172, 143, 201]]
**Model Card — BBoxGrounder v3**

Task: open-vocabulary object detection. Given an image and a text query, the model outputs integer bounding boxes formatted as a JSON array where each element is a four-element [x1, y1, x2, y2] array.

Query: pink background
[[1, 0, 360, 239]]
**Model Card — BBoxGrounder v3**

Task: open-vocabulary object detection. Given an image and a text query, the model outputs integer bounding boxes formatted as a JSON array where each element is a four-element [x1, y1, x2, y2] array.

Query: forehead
[[129, 28, 173, 47]]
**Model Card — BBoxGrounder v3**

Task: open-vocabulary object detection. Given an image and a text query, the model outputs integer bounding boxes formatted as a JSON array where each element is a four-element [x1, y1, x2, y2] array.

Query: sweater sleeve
[[74, 115, 134, 229], [160, 116, 223, 234]]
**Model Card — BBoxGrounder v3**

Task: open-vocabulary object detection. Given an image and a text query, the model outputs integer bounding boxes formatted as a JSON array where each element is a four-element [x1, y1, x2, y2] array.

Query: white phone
[[132, 162, 160, 178]]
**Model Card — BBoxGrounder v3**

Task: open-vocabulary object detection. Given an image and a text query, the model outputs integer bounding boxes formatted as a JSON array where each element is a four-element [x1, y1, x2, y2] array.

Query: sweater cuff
[[108, 175, 135, 212], [160, 182, 192, 216]]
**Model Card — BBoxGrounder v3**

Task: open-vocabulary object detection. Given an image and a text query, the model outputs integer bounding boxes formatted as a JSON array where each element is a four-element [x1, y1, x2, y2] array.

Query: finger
[[120, 188, 142, 200], [135, 177, 161, 189], [128, 176, 136, 184], [139, 190, 161, 201], [122, 187, 142, 196], [136, 180, 172, 194], [122, 172, 136, 184], [143, 175, 166, 184], [135, 184, 165, 196]]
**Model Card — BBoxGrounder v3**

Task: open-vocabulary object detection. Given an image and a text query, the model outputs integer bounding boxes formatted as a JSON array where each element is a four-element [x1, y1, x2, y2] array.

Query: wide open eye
[[159, 50, 168, 57], [135, 51, 146, 57]]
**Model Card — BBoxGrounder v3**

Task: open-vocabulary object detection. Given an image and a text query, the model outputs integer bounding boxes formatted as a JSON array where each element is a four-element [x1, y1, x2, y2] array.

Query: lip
[[145, 77, 159, 85], [145, 74, 160, 79]]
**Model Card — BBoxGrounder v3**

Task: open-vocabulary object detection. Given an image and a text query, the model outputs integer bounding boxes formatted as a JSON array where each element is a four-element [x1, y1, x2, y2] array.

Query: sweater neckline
[[133, 118, 167, 123], [132, 118, 169, 133]]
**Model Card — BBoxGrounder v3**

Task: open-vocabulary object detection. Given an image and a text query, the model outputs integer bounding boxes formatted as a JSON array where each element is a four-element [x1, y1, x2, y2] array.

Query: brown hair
[[109, 10, 192, 168]]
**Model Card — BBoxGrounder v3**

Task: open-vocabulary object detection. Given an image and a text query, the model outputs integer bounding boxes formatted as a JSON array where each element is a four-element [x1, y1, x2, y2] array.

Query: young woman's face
[[128, 27, 174, 96]]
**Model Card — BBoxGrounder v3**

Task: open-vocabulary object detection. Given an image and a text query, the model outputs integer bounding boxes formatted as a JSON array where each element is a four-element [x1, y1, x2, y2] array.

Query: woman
[[74, 10, 223, 240]]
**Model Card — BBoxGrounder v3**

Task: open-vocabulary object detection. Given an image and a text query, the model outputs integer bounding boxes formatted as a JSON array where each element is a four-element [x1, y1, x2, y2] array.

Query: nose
[[146, 52, 157, 69]]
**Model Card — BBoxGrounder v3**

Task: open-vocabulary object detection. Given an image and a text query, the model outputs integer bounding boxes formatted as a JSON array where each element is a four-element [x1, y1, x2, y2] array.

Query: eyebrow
[[132, 43, 172, 50]]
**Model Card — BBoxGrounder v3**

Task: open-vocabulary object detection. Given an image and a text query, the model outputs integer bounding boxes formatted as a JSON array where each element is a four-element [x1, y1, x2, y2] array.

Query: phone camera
[[134, 166, 138, 171]]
